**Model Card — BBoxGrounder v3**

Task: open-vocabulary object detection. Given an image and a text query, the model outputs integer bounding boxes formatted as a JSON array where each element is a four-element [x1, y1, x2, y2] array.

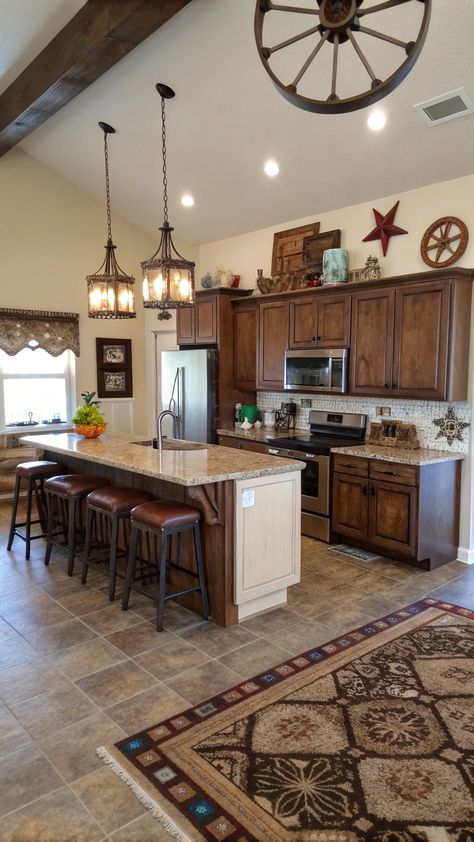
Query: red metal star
[[363, 201, 408, 256]]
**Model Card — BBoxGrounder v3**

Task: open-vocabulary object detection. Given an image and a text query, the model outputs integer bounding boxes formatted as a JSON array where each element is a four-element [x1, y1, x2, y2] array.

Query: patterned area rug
[[98, 599, 474, 841], [329, 544, 381, 562]]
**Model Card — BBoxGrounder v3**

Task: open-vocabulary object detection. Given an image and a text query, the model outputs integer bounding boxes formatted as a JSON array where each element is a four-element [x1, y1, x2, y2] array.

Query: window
[[0, 347, 76, 428]]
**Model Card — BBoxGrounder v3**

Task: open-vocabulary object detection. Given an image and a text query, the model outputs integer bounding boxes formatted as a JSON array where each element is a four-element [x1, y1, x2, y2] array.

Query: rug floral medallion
[[99, 599, 474, 841]]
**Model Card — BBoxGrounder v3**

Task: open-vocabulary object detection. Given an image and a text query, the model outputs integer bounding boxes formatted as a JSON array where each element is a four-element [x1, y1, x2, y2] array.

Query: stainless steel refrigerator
[[160, 349, 218, 443]]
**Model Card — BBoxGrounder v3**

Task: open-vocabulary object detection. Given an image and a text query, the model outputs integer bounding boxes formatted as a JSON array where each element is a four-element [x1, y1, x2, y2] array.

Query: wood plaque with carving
[[271, 222, 320, 276]]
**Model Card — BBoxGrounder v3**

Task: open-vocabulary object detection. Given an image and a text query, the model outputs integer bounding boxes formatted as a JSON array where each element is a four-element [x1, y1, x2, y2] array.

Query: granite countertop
[[331, 444, 465, 466], [217, 426, 309, 443], [21, 432, 305, 487], [0, 423, 73, 437]]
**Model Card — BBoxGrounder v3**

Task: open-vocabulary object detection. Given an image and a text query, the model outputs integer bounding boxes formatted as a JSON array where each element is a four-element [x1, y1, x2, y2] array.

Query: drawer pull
[[381, 470, 396, 475]]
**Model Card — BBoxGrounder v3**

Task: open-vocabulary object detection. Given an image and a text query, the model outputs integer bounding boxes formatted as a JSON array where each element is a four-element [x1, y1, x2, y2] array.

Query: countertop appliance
[[267, 409, 366, 541], [284, 348, 348, 393], [160, 349, 218, 443]]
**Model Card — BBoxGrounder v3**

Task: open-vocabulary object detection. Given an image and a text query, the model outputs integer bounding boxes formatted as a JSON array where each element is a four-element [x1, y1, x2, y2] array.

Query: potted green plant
[[72, 391, 107, 438]]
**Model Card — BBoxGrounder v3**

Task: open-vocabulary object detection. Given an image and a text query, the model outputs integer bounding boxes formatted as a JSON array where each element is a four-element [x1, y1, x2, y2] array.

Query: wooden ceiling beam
[[0, 0, 192, 158]]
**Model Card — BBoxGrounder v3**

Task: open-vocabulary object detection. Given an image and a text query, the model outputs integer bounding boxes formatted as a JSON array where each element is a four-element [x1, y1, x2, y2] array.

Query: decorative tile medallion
[[433, 405, 470, 446]]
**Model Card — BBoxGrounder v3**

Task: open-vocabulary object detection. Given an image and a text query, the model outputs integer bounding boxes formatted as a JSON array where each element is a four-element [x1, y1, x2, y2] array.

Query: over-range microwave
[[284, 348, 348, 393]]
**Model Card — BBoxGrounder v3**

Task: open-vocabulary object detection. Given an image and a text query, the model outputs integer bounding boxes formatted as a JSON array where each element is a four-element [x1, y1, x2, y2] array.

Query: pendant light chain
[[161, 94, 169, 225], [104, 130, 113, 242]]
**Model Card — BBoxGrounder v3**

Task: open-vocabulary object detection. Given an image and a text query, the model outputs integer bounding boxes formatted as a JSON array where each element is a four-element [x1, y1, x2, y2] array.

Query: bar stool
[[7, 461, 65, 560], [44, 474, 110, 576], [122, 500, 210, 631], [81, 486, 155, 601]]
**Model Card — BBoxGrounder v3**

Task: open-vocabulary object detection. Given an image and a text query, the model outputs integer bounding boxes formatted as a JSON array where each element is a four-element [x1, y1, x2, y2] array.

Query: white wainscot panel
[[101, 399, 134, 434], [234, 471, 301, 619]]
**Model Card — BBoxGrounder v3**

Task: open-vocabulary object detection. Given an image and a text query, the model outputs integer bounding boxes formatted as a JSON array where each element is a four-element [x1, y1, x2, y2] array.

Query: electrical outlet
[[377, 406, 391, 417], [301, 399, 312, 408], [241, 489, 255, 508]]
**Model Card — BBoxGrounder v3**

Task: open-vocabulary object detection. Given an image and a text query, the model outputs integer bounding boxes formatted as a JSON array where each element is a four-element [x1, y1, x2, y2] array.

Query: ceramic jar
[[322, 248, 349, 285]]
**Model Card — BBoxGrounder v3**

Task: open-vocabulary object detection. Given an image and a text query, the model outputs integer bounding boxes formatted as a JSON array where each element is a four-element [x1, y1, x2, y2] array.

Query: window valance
[[0, 309, 80, 357]]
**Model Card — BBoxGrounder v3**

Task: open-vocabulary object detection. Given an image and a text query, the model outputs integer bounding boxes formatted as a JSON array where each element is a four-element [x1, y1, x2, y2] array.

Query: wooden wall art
[[420, 216, 469, 268], [302, 229, 341, 273], [363, 201, 408, 256], [271, 222, 320, 276], [96, 338, 133, 399]]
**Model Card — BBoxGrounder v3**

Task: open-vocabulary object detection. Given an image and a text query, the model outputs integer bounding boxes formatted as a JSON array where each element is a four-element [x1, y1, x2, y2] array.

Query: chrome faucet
[[157, 410, 179, 451]]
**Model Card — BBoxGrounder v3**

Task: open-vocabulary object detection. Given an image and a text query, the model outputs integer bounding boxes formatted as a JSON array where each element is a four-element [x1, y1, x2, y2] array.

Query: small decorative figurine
[[201, 272, 213, 288], [360, 255, 381, 281]]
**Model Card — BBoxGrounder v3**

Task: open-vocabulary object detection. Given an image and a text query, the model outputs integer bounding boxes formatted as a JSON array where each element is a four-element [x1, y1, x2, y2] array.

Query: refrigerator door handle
[[177, 366, 184, 439]]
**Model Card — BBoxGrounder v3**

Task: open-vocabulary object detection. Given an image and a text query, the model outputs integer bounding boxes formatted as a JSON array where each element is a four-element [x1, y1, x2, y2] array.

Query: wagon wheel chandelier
[[254, 0, 432, 114]]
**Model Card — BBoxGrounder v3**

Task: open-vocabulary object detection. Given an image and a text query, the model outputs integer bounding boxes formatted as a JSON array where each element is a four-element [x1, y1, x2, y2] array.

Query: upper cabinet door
[[317, 292, 351, 348], [195, 295, 218, 344], [392, 282, 450, 400], [257, 300, 289, 390], [288, 297, 317, 348], [176, 306, 195, 345], [234, 302, 257, 390], [350, 288, 395, 395]]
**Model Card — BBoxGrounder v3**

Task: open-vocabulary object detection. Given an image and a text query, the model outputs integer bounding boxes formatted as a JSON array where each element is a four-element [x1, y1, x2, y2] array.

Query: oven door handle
[[304, 452, 325, 461]]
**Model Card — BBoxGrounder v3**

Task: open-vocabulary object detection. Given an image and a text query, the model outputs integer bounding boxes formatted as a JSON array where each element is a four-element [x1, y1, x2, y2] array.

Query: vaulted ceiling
[[2, 0, 474, 245]]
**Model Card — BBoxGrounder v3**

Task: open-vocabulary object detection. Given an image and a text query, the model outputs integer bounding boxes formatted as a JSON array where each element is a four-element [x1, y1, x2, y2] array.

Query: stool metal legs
[[82, 507, 130, 602], [44, 492, 84, 577], [8, 474, 49, 560]]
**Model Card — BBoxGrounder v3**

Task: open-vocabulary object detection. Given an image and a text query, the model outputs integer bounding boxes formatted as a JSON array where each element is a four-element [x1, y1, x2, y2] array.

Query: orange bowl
[[74, 424, 106, 439]]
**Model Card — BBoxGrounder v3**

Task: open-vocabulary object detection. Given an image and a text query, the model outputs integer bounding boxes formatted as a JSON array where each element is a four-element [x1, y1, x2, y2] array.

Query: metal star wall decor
[[363, 201, 408, 256], [433, 406, 470, 447]]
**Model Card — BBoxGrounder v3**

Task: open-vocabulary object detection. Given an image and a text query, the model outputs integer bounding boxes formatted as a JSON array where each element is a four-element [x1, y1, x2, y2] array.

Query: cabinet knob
[[370, 486, 375, 496], [362, 485, 368, 495], [392, 383, 398, 389], [317, 335, 322, 341], [312, 336, 316, 342], [384, 383, 390, 389]]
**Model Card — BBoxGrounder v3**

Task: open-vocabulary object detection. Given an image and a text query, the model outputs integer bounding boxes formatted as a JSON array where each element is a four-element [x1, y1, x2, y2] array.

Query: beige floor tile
[[356, 593, 412, 617], [72, 766, 145, 833], [46, 637, 127, 681], [161, 602, 210, 633], [0, 587, 55, 618], [428, 583, 474, 609], [0, 615, 23, 640], [242, 606, 303, 636], [25, 618, 97, 654], [0, 786, 105, 841], [11, 682, 98, 739], [0, 572, 38, 597], [105, 621, 173, 657], [39, 713, 126, 783], [165, 660, 241, 705], [0, 660, 68, 705], [109, 812, 174, 841], [76, 660, 158, 708], [80, 604, 143, 635], [218, 639, 292, 679], [0, 745, 63, 817], [0, 702, 33, 756], [57, 589, 110, 615], [178, 622, 257, 657], [105, 685, 188, 733], [37, 574, 86, 598], [134, 638, 210, 680], [266, 619, 335, 655], [0, 634, 36, 670], [4, 601, 74, 634], [286, 585, 337, 619], [314, 608, 376, 638]]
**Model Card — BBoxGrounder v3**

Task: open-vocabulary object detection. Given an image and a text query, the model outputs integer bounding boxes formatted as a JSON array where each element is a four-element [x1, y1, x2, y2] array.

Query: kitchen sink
[[132, 439, 207, 451]]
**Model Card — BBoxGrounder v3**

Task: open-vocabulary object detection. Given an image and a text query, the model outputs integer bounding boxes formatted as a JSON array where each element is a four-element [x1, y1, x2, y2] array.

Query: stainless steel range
[[267, 410, 366, 542]]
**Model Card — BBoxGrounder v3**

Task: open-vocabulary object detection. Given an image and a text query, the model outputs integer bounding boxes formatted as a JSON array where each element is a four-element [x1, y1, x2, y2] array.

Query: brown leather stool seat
[[7, 461, 64, 560], [44, 474, 110, 576], [123, 500, 209, 631], [82, 486, 155, 601], [130, 500, 201, 530]]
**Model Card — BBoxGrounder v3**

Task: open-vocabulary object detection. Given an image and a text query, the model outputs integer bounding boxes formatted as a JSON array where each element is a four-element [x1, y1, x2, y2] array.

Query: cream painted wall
[[199, 174, 474, 561], [0, 147, 196, 435]]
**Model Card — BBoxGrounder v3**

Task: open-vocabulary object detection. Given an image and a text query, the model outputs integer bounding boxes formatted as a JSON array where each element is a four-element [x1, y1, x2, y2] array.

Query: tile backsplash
[[257, 392, 472, 453]]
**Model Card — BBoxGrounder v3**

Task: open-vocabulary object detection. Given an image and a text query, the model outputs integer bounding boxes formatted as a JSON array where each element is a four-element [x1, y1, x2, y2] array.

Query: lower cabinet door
[[368, 479, 417, 557], [332, 473, 368, 541]]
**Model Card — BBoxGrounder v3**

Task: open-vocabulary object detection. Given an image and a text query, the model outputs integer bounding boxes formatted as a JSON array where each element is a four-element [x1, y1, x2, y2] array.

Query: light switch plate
[[241, 489, 255, 508]]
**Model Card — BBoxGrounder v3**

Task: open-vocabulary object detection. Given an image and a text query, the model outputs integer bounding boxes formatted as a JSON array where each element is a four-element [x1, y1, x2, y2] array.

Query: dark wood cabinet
[[289, 293, 350, 349], [332, 455, 461, 569], [257, 300, 289, 390], [233, 301, 257, 390], [217, 434, 268, 454], [350, 288, 395, 395], [177, 294, 217, 345]]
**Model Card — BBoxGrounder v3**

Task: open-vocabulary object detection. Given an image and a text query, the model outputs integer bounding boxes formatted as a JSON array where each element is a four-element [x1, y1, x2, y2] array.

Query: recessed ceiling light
[[367, 110, 387, 131], [264, 159, 279, 177], [181, 193, 194, 207]]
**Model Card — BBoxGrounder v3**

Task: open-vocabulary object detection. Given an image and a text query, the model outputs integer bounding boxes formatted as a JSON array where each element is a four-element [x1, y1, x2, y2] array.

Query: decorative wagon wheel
[[420, 217, 469, 269], [254, 0, 432, 114]]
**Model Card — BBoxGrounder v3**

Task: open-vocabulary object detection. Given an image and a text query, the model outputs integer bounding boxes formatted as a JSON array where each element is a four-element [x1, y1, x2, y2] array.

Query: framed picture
[[302, 229, 341, 272], [96, 338, 132, 398], [271, 222, 320, 275]]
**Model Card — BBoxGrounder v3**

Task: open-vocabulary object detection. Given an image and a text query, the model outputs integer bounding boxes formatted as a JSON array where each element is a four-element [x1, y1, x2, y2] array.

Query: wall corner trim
[[457, 546, 474, 565]]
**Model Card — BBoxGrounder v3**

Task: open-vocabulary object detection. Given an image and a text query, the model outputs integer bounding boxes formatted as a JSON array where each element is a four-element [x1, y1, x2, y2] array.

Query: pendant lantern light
[[87, 122, 136, 319], [141, 83, 195, 317]]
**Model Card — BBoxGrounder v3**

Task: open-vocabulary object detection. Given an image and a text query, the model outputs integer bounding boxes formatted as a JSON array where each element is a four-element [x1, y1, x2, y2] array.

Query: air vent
[[414, 88, 474, 126]]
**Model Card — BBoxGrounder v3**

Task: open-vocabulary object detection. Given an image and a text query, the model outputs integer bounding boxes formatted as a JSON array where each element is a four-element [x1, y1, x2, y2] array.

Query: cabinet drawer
[[370, 461, 417, 486], [333, 454, 369, 477], [218, 436, 268, 454]]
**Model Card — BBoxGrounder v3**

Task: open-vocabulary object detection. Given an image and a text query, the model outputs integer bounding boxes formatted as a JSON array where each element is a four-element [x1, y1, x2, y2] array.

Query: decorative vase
[[322, 249, 348, 285], [74, 423, 106, 438]]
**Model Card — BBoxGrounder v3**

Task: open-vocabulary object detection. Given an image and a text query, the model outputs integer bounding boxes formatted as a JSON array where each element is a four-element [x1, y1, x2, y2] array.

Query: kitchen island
[[21, 432, 304, 626]]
